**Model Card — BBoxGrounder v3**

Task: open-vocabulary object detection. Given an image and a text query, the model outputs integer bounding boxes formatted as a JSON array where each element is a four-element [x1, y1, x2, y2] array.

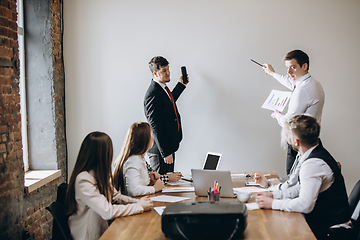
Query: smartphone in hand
[[181, 66, 188, 84]]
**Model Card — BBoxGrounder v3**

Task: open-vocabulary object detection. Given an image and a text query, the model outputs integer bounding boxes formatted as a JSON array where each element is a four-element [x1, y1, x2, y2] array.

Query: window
[[17, 0, 29, 171], [17, 0, 63, 192]]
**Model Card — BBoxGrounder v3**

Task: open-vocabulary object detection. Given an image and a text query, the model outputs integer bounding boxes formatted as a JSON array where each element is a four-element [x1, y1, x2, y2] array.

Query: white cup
[[236, 192, 251, 202]]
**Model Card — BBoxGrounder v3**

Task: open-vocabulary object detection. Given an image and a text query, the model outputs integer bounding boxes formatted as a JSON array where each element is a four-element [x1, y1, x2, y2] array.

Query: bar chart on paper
[[262, 90, 292, 112]]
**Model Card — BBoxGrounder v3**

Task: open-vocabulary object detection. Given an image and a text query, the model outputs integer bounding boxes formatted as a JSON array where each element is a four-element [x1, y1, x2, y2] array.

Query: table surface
[[100, 171, 316, 240]]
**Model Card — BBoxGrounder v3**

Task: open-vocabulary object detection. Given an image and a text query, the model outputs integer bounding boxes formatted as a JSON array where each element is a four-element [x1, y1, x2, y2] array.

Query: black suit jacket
[[144, 80, 185, 158]]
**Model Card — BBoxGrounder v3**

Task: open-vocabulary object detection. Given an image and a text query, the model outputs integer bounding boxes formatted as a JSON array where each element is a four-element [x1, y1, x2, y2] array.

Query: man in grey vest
[[256, 114, 350, 240]]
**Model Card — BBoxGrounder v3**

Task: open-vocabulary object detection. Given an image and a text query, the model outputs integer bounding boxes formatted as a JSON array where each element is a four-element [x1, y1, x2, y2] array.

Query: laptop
[[182, 152, 222, 181], [191, 169, 236, 198]]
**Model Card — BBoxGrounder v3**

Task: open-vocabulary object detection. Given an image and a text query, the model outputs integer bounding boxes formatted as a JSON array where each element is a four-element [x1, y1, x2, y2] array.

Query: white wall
[[64, 0, 360, 193]]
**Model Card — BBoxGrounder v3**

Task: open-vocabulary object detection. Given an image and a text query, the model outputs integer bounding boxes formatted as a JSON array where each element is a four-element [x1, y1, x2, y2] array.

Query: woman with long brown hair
[[65, 131, 152, 240], [113, 122, 169, 197]]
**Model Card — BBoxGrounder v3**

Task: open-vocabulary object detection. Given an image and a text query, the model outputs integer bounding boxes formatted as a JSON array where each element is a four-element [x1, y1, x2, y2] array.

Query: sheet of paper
[[231, 173, 248, 179], [149, 195, 191, 203], [245, 181, 261, 187], [262, 90, 292, 112], [233, 187, 269, 194], [162, 187, 194, 193], [246, 202, 260, 210], [166, 180, 191, 186], [153, 206, 166, 216], [181, 177, 193, 183]]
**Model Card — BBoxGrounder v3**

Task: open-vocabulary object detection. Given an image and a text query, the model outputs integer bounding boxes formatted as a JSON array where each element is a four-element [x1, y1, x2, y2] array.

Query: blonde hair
[[112, 122, 152, 193], [281, 114, 320, 149]]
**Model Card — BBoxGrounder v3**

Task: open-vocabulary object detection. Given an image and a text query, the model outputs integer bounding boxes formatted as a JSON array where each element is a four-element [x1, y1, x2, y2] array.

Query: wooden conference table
[[100, 171, 316, 240]]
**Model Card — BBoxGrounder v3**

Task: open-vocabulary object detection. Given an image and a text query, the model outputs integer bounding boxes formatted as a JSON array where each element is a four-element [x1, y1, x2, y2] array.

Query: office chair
[[349, 180, 360, 240], [57, 183, 68, 206], [46, 201, 73, 240], [336, 161, 342, 170]]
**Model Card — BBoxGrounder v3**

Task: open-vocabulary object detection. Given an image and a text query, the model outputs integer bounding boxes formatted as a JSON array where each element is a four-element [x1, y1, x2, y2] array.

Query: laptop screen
[[203, 152, 221, 170]]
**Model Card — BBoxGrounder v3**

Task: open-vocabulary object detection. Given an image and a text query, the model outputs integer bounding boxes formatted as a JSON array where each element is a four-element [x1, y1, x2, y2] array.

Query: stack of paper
[[162, 187, 194, 193], [233, 187, 269, 194], [149, 195, 190, 203], [231, 173, 248, 179], [245, 202, 260, 210]]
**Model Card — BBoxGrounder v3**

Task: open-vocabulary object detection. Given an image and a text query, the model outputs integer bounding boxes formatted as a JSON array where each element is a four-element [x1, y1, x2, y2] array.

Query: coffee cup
[[236, 192, 251, 202]]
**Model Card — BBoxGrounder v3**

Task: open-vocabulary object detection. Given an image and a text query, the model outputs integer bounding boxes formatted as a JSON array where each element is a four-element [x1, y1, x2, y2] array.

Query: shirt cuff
[[160, 174, 169, 184], [272, 199, 282, 210], [272, 190, 282, 199], [275, 112, 285, 127], [268, 183, 280, 192]]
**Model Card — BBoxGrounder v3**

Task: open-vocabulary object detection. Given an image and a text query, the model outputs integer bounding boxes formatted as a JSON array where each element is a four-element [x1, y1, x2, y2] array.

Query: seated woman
[[65, 131, 152, 240], [113, 122, 179, 197]]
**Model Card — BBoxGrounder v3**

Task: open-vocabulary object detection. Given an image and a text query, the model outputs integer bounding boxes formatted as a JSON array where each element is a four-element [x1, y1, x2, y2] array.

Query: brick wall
[[0, 0, 66, 239], [51, 0, 67, 184], [0, 0, 24, 238]]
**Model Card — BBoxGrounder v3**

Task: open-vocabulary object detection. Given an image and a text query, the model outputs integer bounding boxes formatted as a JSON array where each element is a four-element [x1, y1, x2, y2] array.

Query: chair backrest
[[349, 180, 360, 215], [349, 180, 360, 240], [46, 201, 73, 240], [57, 183, 68, 206]]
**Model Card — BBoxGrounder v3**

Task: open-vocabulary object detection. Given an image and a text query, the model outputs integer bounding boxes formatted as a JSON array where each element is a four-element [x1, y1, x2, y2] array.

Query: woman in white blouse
[[65, 131, 153, 240], [113, 122, 165, 197]]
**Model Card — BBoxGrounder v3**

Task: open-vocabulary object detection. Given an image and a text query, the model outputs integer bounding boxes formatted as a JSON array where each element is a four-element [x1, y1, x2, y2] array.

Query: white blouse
[[68, 170, 143, 240], [123, 155, 156, 197]]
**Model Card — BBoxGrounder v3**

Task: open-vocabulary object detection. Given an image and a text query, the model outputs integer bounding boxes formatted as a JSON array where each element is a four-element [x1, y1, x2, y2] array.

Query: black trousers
[[286, 144, 298, 175], [147, 151, 175, 175]]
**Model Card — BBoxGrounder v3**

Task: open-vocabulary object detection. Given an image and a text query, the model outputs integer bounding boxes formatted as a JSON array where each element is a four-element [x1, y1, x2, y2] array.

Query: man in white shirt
[[256, 114, 350, 240], [262, 50, 325, 174]]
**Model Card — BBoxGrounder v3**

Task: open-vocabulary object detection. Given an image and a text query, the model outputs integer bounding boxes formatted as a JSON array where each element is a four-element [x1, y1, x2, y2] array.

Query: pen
[[251, 59, 263, 67], [264, 174, 271, 177]]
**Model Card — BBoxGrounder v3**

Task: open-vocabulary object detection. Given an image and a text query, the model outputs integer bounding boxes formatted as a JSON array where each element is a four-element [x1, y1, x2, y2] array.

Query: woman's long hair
[[112, 122, 152, 193], [65, 131, 114, 216]]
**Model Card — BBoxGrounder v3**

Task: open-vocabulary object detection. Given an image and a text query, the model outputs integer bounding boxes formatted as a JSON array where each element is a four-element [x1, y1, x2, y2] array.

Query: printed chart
[[262, 90, 292, 112]]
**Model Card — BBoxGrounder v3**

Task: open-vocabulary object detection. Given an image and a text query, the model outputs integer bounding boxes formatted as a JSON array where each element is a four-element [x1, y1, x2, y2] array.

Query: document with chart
[[262, 90, 291, 112]]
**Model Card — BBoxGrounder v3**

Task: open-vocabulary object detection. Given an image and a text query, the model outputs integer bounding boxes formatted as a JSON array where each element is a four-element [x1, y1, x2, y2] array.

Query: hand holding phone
[[181, 66, 188, 84]]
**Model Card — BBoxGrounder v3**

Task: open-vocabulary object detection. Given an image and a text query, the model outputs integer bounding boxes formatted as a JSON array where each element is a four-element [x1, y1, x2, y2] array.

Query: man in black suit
[[144, 56, 189, 176]]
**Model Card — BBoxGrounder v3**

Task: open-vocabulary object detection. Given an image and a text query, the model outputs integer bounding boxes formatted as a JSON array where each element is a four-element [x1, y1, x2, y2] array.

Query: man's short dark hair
[[149, 56, 169, 73], [284, 50, 309, 71], [287, 114, 320, 147]]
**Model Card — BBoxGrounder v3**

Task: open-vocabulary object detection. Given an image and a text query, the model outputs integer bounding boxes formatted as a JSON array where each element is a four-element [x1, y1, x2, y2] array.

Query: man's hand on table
[[255, 192, 274, 209]]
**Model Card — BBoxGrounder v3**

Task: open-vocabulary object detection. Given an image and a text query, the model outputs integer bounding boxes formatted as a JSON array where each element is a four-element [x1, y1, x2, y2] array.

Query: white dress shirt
[[268, 154, 301, 191], [272, 146, 334, 213], [123, 155, 156, 197], [68, 170, 143, 240], [272, 73, 325, 127], [153, 79, 172, 99]]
